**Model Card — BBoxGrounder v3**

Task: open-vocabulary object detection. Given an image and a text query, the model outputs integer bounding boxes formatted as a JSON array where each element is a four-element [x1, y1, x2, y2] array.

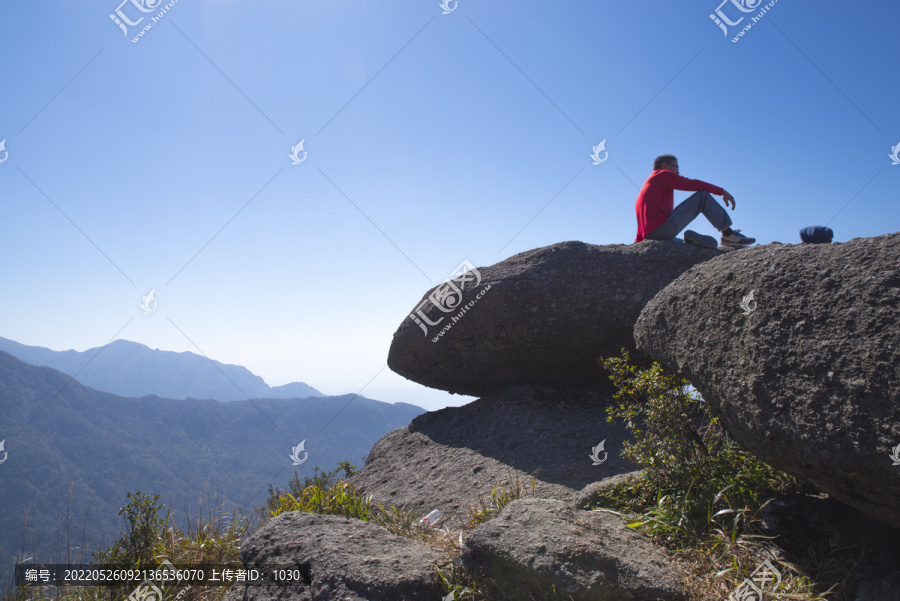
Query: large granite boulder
[[634, 234, 900, 528], [389, 240, 722, 396], [223, 511, 443, 601], [461, 497, 684, 600], [351, 386, 637, 528]]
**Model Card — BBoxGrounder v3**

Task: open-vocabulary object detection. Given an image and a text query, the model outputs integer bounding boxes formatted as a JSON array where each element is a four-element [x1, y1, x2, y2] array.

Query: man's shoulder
[[646, 169, 677, 185]]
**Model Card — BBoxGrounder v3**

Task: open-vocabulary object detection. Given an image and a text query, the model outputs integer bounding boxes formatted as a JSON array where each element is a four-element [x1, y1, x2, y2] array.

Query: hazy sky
[[1, 0, 897, 412]]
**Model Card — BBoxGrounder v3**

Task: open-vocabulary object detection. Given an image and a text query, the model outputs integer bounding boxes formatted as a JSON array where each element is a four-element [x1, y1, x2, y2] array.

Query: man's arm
[[722, 191, 735, 209], [657, 170, 737, 209]]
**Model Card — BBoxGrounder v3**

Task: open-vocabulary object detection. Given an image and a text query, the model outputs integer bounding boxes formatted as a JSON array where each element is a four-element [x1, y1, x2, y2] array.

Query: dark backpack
[[800, 225, 834, 244]]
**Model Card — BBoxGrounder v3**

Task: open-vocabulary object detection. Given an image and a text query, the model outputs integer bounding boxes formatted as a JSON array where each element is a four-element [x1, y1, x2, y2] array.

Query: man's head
[[654, 154, 679, 173]]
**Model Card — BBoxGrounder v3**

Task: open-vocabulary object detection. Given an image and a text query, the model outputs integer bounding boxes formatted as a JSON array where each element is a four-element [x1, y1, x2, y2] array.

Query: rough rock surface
[[634, 234, 900, 528], [574, 470, 644, 510], [223, 512, 443, 601], [351, 386, 636, 528], [855, 575, 900, 601], [389, 240, 722, 396], [461, 497, 684, 600]]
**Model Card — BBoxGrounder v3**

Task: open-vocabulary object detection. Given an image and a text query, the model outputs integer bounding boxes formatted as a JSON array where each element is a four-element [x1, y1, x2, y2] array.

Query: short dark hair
[[654, 154, 677, 170]]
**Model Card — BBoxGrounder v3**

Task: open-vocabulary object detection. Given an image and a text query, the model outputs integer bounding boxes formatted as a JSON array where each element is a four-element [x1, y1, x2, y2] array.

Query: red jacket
[[634, 170, 725, 242]]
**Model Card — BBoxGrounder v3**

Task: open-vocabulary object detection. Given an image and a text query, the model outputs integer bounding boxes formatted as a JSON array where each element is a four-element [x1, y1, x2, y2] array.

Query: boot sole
[[684, 230, 718, 249]]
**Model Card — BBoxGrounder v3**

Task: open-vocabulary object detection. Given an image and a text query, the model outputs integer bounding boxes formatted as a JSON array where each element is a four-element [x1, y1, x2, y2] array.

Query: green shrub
[[269, 480, 372, 521], [265, 467, 437, 541], [92, 492, 168, 570], [257, 460, 362, 526], [597, 351, 813, 544]]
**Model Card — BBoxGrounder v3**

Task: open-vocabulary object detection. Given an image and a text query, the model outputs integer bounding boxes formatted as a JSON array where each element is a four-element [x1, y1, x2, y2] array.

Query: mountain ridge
[[0, 350, 423, 576], [0, 336, 323, 402]]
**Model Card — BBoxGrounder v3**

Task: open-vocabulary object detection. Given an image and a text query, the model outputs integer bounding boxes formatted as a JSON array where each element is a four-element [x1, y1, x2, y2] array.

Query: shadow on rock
[[351, 386, 636, 528]]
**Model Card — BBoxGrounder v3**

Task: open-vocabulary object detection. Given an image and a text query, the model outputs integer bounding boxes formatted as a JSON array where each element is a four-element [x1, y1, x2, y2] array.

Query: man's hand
[[722, 191, 736, 210]]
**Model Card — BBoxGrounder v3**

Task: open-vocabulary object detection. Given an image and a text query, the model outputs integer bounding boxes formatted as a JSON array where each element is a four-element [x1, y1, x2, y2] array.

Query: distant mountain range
[[0, 351, 424, 583], [0, 337, 322, 401]]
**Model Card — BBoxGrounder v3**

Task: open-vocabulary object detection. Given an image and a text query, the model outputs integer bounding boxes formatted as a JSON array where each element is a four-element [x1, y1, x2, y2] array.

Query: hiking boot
[[684, 230, 718, 249], [721, 229, 756, 246]]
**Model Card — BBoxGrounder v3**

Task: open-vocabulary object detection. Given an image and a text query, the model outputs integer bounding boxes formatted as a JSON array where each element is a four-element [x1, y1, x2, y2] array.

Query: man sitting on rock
[[634, 154, 755, 248]]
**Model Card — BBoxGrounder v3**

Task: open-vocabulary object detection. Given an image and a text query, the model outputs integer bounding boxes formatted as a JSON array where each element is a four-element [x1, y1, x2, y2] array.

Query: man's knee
[[698, 190, 717, 208]]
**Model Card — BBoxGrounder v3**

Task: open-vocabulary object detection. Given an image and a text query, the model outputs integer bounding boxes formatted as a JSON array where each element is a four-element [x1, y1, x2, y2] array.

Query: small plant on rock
[[468, 471, 537, 528], [596, 351, 830, 600], [598, 351, 811, 541]]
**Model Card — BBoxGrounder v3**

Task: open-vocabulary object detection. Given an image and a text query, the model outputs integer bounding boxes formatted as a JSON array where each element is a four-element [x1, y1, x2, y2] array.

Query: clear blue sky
[[1, 0, 897, 411]]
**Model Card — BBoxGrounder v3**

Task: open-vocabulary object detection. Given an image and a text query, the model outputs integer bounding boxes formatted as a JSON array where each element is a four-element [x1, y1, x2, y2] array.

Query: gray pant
[[644, 190, 733, 241]]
